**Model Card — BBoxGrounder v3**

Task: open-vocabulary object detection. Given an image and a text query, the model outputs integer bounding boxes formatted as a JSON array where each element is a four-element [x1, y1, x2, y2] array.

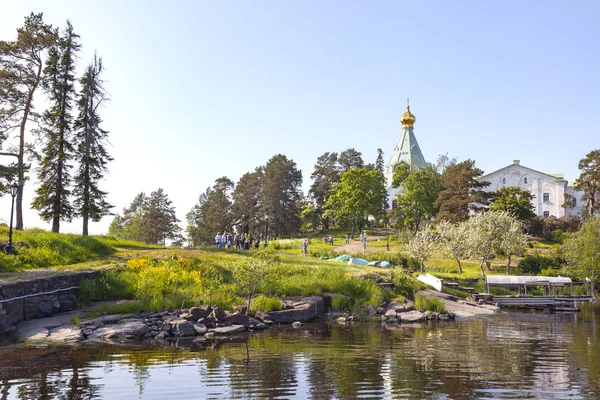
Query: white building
[[477, 160, 584, 218], [385, 103, 429, 208]]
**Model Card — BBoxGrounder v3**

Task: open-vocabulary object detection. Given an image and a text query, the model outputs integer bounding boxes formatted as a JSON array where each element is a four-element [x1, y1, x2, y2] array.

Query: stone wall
[[0, 271, 100, 333]]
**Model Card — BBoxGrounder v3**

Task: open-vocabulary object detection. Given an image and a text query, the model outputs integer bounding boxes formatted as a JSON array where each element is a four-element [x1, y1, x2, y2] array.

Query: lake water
[[0, 305, 598, 399]]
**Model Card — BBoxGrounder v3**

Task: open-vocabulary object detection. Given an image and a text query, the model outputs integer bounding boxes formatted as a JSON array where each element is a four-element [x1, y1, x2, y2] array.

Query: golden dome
[[400, 105, 416, 127]]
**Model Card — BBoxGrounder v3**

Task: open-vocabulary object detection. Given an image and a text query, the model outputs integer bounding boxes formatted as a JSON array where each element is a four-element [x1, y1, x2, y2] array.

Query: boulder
[[267, 296, 325, 323], [292, 321, 303, 328], [211, 307, 230, 321], [47, 325, 83, 342], [192, 322, 208, 335], [399, 310, 427, 323], [171, 319, 196, 336], [337, 317, 347, 324], [89, 319, 149, 340], [211, 325, 246, 335], [189, 306, 212, 321], [222, 313, 252, 327]]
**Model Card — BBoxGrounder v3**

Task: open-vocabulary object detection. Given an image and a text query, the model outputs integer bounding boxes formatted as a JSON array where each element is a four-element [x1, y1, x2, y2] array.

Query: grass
[[415, 295, 445, 313], [0, 225, 159, 273]]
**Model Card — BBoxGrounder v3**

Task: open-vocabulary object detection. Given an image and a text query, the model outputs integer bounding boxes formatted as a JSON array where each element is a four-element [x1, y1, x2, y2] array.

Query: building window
[[502, 178, 505, 184], [572, 198, 577, 207], [524, 177, 527, 184], [543, 211, 550, 218], [543, 193, 549, 202]]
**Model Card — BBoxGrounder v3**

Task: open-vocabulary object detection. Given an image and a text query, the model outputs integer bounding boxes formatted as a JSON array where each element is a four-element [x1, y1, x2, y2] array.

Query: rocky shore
[[11, 292, 502, 344]]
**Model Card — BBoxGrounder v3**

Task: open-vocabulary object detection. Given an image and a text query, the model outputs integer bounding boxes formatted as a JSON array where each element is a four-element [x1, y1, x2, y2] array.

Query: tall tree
[[261, 154, 303, 237], [0, 13, 57, 228], [392, 165, 441, 232], [575, 149, 600, 218], [435, 159, 490, 223], [232, 168, 263, 234], [187, 177, 235, 245], [31, 21, 80, 233], [405, 225, 437, 272], [489, 186, 536, 222], [326, 168, 386, 237], [110, 189, 180, 245], [338, 148, 364, 172], [72, 53, 113, 235], [309, 152, 339, 229], [437, 220, 470, 274], [375, 148, 385, 178]]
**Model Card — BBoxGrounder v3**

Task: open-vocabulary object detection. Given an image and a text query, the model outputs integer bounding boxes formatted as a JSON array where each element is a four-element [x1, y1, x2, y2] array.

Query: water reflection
[[0, 306, 599, 399]]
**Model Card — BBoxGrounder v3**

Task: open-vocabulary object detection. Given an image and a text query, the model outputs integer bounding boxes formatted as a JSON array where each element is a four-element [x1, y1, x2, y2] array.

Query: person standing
[[215, 232, 222, 248], [302, 239, 308, 256], [345, 234, 350, 244]]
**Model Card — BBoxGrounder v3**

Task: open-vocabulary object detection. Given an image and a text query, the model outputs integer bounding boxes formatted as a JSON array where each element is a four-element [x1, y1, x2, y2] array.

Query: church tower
[[385, 102, 428, 207]]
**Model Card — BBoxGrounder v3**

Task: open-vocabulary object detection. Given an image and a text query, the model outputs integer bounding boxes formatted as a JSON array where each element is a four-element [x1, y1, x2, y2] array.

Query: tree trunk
[[420, 260, 425, 273], [16, 62, 43, 230], [351, 215, 356, 238], [455, 256, 463, 274], [485, 260, 492, 271], [506, 254, 512, 275], [479, 259, 486, 277]]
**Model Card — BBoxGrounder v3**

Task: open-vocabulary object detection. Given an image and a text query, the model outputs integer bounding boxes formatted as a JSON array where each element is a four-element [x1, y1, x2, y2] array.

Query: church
[[384, 104, 585, 218]]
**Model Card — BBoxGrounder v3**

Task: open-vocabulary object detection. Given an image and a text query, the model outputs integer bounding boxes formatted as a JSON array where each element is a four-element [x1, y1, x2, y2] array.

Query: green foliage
[[330, 294, 352, 311], [575, 149, 600, 217], [391, 272, 425, 300], [110, 189, 182, 245], [72, 53, 113, 235], [435, 159, 490, 223], [414, 295, 445, 313], [250, 295, 282, 312], [31, 21, 81, 233], [309, 152, 341, 230], [392, 165, 442, 232], [490, 186, 536, 222], [563, 218, 600, 283], [71, 315, 81, 328]]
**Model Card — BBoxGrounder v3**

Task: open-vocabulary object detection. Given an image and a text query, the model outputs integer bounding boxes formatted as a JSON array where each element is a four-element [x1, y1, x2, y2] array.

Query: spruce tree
[[31, 21, 80, 233], [73, 53, 113, 235]]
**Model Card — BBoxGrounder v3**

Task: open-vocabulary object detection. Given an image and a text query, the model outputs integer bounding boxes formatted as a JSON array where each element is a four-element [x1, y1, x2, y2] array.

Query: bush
[[414, 295, 445, 313], [250, 295, 282, 312], [442, 287, 470, 299], [517, 255, 560, 275], [331, 294, 352, 311], [392, 272, 425, 300]]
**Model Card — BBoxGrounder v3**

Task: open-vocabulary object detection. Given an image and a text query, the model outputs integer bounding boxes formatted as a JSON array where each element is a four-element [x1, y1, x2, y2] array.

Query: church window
[[543, 211, 550, 218], [502, 178, 505, 184], [572, 198, 577, 207], [524, 177, 528, 184], [543, 193, 549, 202]]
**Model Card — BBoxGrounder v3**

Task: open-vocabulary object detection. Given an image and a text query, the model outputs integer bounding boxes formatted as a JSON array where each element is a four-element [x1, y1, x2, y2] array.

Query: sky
[[1, 0, 599, 235]]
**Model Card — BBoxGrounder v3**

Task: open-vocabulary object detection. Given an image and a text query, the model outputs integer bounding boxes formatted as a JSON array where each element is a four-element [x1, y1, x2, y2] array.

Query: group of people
[[214, 232, 261, 250], [323, 234, 334, 245]]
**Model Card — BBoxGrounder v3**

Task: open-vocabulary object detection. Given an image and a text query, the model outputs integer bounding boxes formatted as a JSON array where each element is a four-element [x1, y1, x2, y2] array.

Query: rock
[[254, 311, 272, 323], [205, 332, 215, 339], [47, 325, 83, 342], [385, 310, 398, 319], [89, 319, 149, 340], [292, 321, 303, 328], [52, 301, 61, 309], [222, 313, 252, 327], [211, 307, 230, 321], [211, 325, 246, 335], [189, 306, 212, 321], [438, 313, 450, 320], [154, 331, 167, 340], [171, 319, 196, 336], [399, 310, 427, 323], [251, 323, 267, 330], [429, 312, 439, 321], [337, 317, 347, 324], [39, 302, 53, 316], [376, 307, 385, 315], [161, 322, 171, 332], [267, 296, 325, 323], [192, 322, 208, 335], [347, 315, 358, 322], [365, 305, 377, 316]]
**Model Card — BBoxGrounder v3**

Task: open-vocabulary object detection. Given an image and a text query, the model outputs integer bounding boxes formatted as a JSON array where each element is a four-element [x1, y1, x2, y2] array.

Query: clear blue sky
[[1, 1, 599, 234]]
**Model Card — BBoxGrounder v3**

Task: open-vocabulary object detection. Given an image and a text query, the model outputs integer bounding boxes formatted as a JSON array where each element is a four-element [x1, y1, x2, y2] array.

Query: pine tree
[[375, 148, 385, 178], [72, 53, 113, 235], [309, 152, 339, 229], [575, 149, 600, 218], [31, 21, 80, 233], [0, 13, 57, 228]]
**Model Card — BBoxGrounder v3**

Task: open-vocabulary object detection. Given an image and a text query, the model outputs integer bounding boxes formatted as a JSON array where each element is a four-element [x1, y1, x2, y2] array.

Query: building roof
[[478, 160, 567, 183], [486, 275, 572, 286]]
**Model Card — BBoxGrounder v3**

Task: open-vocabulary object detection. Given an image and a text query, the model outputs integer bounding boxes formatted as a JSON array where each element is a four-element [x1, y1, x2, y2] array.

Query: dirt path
[[333, 229, 395, 255]]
